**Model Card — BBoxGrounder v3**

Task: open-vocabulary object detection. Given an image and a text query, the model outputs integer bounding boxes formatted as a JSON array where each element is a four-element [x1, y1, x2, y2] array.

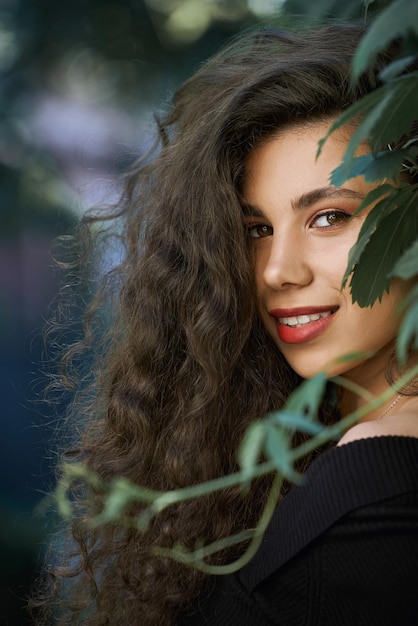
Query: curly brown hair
[[32, 22, 407, 625]]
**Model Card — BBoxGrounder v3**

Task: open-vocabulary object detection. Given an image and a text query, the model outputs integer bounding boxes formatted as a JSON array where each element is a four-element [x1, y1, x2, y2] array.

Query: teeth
[[279, 310, 333, 327]]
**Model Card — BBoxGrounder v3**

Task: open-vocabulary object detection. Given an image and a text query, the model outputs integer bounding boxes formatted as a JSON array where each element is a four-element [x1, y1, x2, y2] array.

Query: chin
[[290, 358, 364, 381]]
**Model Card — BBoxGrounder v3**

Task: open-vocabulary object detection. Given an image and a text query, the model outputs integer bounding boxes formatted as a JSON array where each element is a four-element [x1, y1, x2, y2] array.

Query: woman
[[34, 23, 418, 625]]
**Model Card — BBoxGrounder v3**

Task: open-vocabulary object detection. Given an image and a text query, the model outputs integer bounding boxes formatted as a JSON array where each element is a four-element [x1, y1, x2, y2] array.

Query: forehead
[[242, 120, 370, 208]]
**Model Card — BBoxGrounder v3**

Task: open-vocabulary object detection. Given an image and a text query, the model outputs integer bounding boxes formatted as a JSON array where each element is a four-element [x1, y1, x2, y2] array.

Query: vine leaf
[[93, 478, 145, 525], [396, 285, 418, 363], [348, 192, 418, 306], [285, 372, 327, 417], [389, 239, 418, 280], [332, 351, 375, 367], [238, 374, 327, 483], [268, 411, 324, 436], [331, 149, 411, 186], [318, 76, 418, 170], [379, 55, 417, 82], [364, 76, 418, 151], [264, 423, 298, 481], [317, 89, 389, 159], [238, 421, 266, 484], [342, 185, 402, 289], [353, 0, 418, 78]]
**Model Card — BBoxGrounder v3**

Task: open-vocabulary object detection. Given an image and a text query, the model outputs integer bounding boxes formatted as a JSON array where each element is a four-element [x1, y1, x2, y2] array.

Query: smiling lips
[[269, 306, 338, 344]]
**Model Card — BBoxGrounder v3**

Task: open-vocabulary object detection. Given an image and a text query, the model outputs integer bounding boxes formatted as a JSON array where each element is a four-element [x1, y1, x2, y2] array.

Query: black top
[[178, 436, 418, 625]]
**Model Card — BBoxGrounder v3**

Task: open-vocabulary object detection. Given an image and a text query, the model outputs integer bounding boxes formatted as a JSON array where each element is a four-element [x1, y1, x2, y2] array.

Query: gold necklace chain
[[378, 379, 417, 420]]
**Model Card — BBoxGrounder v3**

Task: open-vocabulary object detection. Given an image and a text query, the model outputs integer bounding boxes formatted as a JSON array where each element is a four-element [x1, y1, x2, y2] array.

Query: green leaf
[[268, 410, 324, 436], [344, 92, 394, 160], [342, 185, 413, 287], [333, 350, 375, 363], [317, 88, 388, 158], [331, 150, 409, 186], [237, 421, 266, 479], [285, 372, 327, 417], [365, 76, 418, 151], [352, 183, 397, 217], [264, 423, 298, 481], [99, 478, 135, 522], [389, 239, 418, 280], [396, 285, 418, 363], [349, 192, 418, 306], [342, 186, 402, 287], [331, 154, 373, 186], [353, 0, 418, 78], [319, 76, 418, 168], [379, 55, 417, 82]]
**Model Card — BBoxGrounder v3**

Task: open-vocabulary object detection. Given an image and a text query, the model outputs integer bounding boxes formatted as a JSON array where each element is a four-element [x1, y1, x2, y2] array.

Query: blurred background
[[0, 0, 389, 623]]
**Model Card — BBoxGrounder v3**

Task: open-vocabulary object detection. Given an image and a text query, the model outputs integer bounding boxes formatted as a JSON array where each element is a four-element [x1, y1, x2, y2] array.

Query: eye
[[247, 223, 273, 238], [312, 210, 351, 228]]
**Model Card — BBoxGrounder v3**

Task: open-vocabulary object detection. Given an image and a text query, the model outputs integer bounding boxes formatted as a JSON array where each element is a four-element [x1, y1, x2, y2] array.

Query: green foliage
[[239, 374, 327, 485], [319, 75, 418, 168], [330, 149, 416, 186], [341, 185, 402, 286], [343, 185, 418, 305], [390, 239, 418, 280], [320, 0, 418, 350], [54, 364, 418, 574], [285, 372, 328, 416], [353, 0, 418, 78], [395, 284, 418, 363]]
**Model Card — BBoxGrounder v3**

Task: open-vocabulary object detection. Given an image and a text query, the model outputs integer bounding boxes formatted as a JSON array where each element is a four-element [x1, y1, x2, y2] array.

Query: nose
[[263, 232, 313, 291]]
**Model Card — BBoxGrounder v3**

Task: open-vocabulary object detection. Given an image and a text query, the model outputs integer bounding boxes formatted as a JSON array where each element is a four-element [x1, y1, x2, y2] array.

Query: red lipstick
[[269, 306, 337, 344]]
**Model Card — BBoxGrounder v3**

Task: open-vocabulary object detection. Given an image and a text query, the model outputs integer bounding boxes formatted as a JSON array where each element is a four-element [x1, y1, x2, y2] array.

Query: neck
[[338, 362, 418, 423]]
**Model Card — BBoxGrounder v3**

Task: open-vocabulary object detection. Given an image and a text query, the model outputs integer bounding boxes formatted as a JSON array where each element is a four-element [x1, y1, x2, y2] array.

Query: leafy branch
[[55, 362, 418, 573], [317, 0, 418, 354]]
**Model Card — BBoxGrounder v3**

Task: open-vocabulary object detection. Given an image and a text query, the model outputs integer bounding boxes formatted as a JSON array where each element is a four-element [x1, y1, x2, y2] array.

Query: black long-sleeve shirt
[[178, 436, 418, 625]]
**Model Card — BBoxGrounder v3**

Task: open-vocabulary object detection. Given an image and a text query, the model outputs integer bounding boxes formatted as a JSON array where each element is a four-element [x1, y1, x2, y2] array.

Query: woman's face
[[243, 120, 409, 385]]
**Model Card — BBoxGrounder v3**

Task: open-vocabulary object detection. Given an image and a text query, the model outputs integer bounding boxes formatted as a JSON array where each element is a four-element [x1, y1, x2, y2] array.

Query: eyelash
[[246, 210, 351, 238], [246, 224, 273, 238], [311, 210, 352, 229]]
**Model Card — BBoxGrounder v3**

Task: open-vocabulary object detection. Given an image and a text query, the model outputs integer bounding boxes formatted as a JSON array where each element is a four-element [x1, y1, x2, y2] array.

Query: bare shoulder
[[338, 410, 418, 446]]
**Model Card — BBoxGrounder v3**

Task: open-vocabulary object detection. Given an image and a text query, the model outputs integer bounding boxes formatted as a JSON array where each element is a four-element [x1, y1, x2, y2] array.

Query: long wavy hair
[[32, 22, 410, 625]]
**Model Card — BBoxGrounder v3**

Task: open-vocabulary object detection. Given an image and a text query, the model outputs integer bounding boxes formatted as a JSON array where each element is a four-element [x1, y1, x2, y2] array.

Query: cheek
[[350, 284, 406, 342], [253, 247, 269, 297], [309, 237, 350, 289], [390, 277, 415, 303]]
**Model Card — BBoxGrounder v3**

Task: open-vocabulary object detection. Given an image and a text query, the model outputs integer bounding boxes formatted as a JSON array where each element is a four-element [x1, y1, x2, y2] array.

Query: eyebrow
[[292, 187, 366, 210], [242, 187, 366, 216]]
